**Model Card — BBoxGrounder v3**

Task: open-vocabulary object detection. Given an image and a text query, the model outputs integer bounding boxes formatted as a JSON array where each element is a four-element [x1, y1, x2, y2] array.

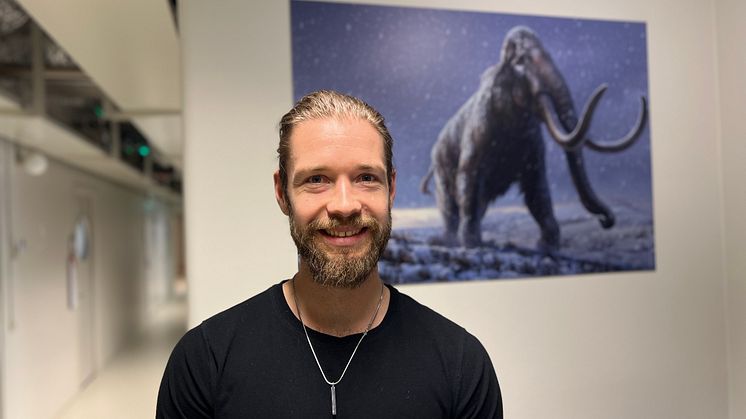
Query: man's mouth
[[322, 227, 365, 238]]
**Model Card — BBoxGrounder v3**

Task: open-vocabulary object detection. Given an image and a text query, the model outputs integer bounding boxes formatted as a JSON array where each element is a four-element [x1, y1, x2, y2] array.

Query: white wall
[[0, 141, 11, 419], [182, 1, 733, 418], [181, 0, 297, 321], [0, 139, 176, 419], [715, 0, 746, 418]]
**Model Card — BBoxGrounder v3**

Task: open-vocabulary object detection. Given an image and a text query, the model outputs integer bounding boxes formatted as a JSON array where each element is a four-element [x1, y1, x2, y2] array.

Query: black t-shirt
[[157, 282, 502, 418]]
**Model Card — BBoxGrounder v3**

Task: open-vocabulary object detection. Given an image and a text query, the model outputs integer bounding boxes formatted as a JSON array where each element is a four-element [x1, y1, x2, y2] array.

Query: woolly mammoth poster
[[290, 1, 655, 283]]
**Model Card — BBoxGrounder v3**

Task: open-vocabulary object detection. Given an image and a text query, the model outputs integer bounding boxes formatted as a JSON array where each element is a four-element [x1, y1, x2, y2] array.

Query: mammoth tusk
[[585, 96, 648, 153], [539, 84, 607, 150]]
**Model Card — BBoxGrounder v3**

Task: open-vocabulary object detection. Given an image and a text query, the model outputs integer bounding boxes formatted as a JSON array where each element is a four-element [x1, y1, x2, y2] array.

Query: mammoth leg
[[434, 170, 459, 245], [456, 165, 483, 248], [521, 156, 560, 252]]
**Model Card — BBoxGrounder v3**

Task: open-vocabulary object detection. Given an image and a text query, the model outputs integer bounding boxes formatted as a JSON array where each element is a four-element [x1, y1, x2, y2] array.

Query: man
[[157, 91, 502, 418]]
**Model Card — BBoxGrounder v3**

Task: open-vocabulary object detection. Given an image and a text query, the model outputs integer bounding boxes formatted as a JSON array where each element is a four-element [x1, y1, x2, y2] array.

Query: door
[[73, 196, 95, 386]]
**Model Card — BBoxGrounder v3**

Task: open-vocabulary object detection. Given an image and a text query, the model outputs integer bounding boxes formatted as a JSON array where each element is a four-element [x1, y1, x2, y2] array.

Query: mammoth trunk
[[547, 80, 616, 229], [565, 149, 614, 229], [543, 71, 576, 128]]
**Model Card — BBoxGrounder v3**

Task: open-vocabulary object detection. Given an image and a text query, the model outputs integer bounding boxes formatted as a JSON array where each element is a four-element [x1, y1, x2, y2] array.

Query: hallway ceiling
[[16, 0, 181, 110], [13, 0, 183, 166], [0, 0, 183, 199]]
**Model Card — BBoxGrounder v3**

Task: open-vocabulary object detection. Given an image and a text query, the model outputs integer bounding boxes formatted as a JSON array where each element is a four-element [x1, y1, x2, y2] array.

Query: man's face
[[274, 117, 396, 288]]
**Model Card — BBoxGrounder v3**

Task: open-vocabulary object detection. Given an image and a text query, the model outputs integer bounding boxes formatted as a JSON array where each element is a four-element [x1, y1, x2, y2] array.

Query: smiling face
[[274, 117, 396, 288]]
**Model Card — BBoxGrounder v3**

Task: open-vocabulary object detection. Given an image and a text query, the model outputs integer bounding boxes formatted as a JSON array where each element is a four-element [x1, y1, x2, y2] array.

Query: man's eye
[[359, 174, 377, 183], [307, 175, 324, 184]]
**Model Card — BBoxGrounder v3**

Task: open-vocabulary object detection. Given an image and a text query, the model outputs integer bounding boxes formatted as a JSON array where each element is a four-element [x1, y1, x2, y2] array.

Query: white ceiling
[[16, 0, 183, 166], [16, 0, 181, 111], [2, 0, 184, 195]]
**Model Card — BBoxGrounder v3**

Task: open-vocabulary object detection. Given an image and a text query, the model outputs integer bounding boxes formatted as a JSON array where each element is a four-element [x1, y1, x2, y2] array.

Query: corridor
[[55, 295, 187, 419]]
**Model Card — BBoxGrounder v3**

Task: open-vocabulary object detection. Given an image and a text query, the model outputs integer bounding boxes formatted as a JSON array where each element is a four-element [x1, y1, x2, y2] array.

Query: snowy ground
[[380, 200, 655, 284]]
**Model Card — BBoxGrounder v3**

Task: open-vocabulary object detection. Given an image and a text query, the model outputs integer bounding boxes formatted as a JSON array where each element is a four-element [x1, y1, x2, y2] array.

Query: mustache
[[307, 215, 378, 232]]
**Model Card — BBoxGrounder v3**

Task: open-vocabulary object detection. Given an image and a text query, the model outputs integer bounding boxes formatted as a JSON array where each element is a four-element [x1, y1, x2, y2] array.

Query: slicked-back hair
[[277, 90, 395, 199]]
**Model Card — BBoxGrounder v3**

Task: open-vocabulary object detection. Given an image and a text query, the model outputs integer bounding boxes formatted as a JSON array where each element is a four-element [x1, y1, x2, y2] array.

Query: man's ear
[[273, 170, 290, 215], [389, 169, 397, 206]]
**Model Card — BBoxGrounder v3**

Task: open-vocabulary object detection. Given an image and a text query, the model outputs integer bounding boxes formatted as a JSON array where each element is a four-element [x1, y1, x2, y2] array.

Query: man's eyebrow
[[294, 164, 384, 175], [293, 166, 328, 177], [356, 164, 386, 173], [291, 166, 328, 186]]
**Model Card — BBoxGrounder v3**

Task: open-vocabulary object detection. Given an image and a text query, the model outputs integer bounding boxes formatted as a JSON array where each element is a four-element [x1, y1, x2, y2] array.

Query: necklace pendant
[[331, 384, 337, 416]]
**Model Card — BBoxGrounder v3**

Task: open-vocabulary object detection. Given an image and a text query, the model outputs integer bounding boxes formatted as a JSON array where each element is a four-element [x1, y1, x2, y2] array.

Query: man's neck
[[283, 265, 390, 337]]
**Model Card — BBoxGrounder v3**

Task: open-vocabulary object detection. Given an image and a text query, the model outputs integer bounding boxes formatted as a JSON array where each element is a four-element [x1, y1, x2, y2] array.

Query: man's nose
[[326, 179, 362, 217]]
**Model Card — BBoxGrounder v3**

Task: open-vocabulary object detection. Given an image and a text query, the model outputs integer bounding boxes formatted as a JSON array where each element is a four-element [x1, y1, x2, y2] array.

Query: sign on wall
[[291, 0, 654, 283]]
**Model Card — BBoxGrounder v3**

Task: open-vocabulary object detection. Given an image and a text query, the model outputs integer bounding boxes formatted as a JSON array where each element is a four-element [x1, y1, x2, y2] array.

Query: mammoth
[[421, 26, 648, 251]]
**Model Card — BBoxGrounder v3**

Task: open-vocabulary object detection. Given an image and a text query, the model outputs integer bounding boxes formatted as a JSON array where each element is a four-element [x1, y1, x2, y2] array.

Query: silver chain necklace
[[291, 279, 384, 417]]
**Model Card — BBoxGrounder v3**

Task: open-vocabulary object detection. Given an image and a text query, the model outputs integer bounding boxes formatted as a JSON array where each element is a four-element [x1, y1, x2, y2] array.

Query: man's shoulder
[[198, 282, 285, 345], [390, 285, 477, 344], [393, 286, 460, 326]]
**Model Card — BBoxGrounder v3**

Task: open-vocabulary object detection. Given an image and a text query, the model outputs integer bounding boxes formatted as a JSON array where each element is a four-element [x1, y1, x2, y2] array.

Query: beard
[[289, 208, 391, 289]]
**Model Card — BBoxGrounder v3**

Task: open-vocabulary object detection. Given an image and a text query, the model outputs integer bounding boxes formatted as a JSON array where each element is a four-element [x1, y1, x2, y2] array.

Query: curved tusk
[[540, 84, 607, 150], [585, 96, 648, 153]]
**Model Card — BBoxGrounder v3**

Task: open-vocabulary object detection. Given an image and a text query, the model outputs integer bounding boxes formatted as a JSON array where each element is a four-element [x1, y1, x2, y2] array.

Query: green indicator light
[[93, 105, 104, 119], [138, 145, 151, 157]]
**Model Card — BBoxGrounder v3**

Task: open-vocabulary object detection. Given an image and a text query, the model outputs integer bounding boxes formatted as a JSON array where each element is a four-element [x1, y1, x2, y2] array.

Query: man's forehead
[[291, 116, 379, 139], [288, 117, 385, 164]]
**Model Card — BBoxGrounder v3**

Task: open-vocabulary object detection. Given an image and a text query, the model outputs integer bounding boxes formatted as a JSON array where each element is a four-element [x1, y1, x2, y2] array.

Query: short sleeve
[[156, 325, 216, 419], [455, 332, 503, 419]]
